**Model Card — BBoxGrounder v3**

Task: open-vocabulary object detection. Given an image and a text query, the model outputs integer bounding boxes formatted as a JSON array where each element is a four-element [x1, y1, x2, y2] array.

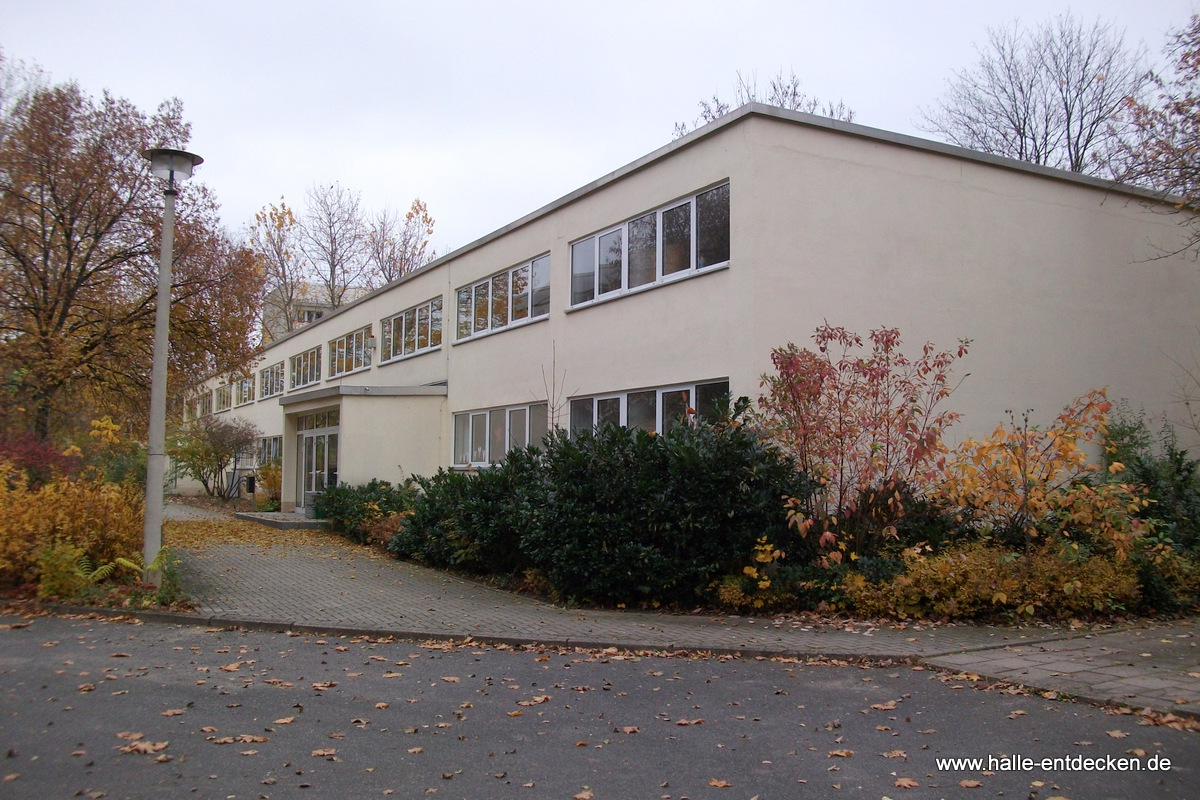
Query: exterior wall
[[179, 105, 1200, 508]]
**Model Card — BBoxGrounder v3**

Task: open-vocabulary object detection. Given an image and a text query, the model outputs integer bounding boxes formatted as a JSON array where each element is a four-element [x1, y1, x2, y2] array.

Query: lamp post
[[141, 147, 203, 582]]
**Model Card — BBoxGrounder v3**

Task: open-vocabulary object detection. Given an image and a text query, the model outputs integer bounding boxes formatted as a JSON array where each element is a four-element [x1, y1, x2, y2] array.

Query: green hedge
[[390, 410, 813, 606], [314, 479, 416, 544]]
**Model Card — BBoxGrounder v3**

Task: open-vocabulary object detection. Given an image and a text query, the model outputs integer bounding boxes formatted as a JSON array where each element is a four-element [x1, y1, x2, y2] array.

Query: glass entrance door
[[294, 411, 340, 510]]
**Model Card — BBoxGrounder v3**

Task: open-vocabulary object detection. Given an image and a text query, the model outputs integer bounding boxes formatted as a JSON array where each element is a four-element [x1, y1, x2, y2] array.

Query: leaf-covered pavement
[[2, 613, 1198, 799]]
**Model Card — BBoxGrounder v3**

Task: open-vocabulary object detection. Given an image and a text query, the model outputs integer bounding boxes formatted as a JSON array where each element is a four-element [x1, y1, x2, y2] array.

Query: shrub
[[521, 415, 810, 606], [315, 479, 417, 544], [758, 323, 969, 566], [0, 458, 143, 588], [0, 432, 81, 488], [392, 447, 543, 575], [941, 390, 1152, 559], [841, 541, 1142, 620]]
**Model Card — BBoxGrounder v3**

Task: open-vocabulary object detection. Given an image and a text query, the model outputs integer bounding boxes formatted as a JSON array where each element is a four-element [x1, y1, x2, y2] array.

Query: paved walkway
[[166, 503, 1200, 719]]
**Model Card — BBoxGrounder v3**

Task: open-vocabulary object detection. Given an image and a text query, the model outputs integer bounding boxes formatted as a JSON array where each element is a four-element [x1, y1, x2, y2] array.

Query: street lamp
[[141, 147, 203, 582]]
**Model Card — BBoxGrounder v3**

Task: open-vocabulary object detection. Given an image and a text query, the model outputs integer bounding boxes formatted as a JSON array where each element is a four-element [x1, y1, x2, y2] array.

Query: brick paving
[[168, 503, 1200, 717]]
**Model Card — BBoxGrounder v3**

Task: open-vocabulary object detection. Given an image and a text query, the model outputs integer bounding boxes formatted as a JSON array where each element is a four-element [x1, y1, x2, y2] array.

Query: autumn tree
[[673, 69, 855, 139], [300, 182, 367, 309], [364, 197, 436, 288], [920, 14, 1150, 173], [248, 198, 306, 341], [1119, 16, 1200, 240], [168, 415, 260, 498], [0, 63, 263, 441]]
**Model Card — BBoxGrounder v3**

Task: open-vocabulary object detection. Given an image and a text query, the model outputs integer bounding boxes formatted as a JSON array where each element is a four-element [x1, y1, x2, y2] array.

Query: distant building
[[261, 284, 368, 343], [181, 104, 1199, 512]]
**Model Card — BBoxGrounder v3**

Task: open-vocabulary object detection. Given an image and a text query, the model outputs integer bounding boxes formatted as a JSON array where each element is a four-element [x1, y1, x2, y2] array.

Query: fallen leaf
[[109, 653, 131, 658], [675, 718, 704, 726], [236, 735, 268, 743], [441, 676, 460, 683], [1007, 710, 1027, 719], [240, 749, 257, 756], [311, 748, 337, 757], [311, 681, 337, 690], [115, 732, 144, 741], [573, 791, 594, 800], [619, 726, 639, 734], [870, 700, 898, 711], [1107, 730, 1129, 739], [1127, 748, 1148, 757], [274, 717, 295, 725], [709, 778, 731, 788], [574, 741, 588, 747], [77, 683, 95, 693], [507, 711, 523, 717], [119, 740, 169, 755], [160, 709, 185, 717], [882, 749, 907, 759], [517, 695, 551, 706], [408, 747, 423, 754], [827, 749, 853, 758], [375, 702, 389, 709], [960, 779, 982, 788], [382, 672, 404, 679], [895, 777, 919, 789]]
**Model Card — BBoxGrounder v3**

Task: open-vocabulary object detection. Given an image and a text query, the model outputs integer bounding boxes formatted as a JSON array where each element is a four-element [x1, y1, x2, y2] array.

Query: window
[[456, 254, 550, 341], [259, 361, 285, 399], [290, 346, 321, 390], [258, 435, 282, 465], [214, 384, 232, 413], [234, 376, 255, 407], [381, 296, 443, 362], [452, 402, 550, 467], [568, 380, 730, 436], [570, 183, 729, 307], [191, 390, 213, 419], [328, 325, 372, 378]]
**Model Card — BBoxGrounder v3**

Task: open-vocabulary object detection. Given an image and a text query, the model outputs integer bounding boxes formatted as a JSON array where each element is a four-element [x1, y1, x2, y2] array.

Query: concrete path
[[168, 503, 1200, 719]]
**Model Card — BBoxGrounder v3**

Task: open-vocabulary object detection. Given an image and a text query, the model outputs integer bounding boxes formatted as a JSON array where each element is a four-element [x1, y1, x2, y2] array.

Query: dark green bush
[[314, 479, 416, 544], [393, 407, 812, 607], [390, 447, 543, 575], [522, 417, 811, 606]]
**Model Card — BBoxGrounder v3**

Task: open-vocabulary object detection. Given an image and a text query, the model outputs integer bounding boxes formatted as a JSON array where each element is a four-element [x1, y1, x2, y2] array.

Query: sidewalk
[[166, 503, 1200, 719]]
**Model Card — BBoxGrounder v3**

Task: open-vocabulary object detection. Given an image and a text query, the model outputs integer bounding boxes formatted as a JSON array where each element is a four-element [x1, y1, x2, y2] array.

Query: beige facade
[[182, 104, 1199, 512]]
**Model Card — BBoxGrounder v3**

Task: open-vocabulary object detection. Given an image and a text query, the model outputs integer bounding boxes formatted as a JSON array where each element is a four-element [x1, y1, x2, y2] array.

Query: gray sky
[[0, 0, 1193, 253]]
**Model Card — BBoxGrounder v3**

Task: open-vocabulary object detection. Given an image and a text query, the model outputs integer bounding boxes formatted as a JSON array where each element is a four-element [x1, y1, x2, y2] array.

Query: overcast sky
[[0, 0, 1193, 253]]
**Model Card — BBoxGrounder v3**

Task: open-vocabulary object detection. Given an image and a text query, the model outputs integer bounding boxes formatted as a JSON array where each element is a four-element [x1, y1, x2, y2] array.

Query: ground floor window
[[452, 402, 549, 467], [258, 435, 282, 465], [568, 380, 730, 437]]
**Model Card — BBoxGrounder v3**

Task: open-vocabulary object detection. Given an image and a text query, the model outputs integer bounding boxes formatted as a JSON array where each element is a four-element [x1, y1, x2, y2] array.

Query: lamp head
[[142, 148, 203, 188]]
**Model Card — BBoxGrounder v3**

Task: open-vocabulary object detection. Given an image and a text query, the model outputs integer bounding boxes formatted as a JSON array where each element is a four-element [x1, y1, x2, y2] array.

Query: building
[[180, 103, 1199, 513], [260, 284, 369, 343]]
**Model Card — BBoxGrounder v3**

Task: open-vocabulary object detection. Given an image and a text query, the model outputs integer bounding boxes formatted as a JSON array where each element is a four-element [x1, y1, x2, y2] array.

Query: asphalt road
[[2, 613, 1198, 800]]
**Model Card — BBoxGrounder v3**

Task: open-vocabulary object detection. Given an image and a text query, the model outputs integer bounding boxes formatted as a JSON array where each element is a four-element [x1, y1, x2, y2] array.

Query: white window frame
[[233, 376, 255, 407], [569, 182, 729, 308], [569, 380, 731, 436], [258, 435, 282, 465], [289, 346, 322, 391], [452, 402, 550, 468], [328, 325, 372, 379], [455, 254, 550, 342], [259, 361, 285, 400], [192, 390, 213, 419], [380, 296, 443, 363], [214, 384, 232, 413]]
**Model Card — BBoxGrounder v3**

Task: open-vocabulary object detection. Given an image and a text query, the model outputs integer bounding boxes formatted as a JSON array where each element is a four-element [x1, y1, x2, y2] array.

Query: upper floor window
[[570, 183, 729, 306], [290, 346, 321, 390], [381, 296, 443, 362], [329, 325, 372, 378], [259, 361, 285, 400], [189, 390, 213, 420], [233, 376, 255, 407], [214, 384, 232, 413], [456, 254, 550, 341]]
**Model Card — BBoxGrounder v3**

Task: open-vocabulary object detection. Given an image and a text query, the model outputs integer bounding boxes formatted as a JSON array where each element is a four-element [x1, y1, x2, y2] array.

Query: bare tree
[[363, 197, 436, 288], [673, 69, 855, 139], [920, 14, 1150, 173], [248, 198, 306, 341], [300, 182, 367, 309]]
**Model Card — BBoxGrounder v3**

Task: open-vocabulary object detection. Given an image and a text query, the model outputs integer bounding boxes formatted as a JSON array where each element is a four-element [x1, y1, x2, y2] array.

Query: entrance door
[[294, 411, 340, 510]]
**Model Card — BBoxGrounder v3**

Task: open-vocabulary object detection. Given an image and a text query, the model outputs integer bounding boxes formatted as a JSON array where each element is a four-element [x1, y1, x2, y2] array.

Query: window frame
[[289, 346, 322, 391], [328, 325, 373, 379], [569, 182, 729, 309], [380, 296, 443, 364], [452, 401, 550, 468], [214, 383, 232, 414], [568, 380, 731, 436], [455, 253, 550, 343], [259, 361, 285, 400], [233, 376, 255, 407]]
